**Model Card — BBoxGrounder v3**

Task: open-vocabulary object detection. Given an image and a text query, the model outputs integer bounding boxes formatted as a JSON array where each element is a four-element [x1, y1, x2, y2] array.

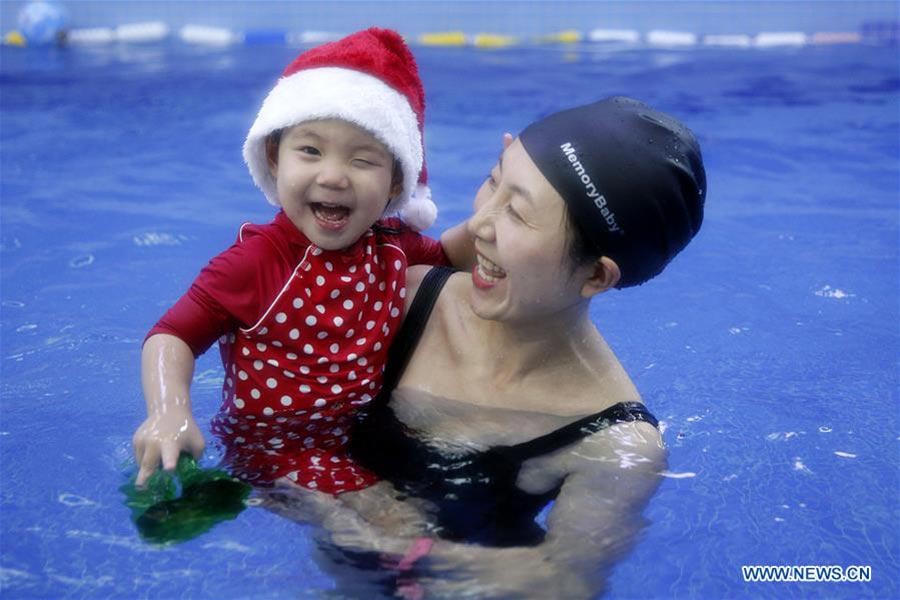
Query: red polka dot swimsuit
[[148, 211, 449, 494]]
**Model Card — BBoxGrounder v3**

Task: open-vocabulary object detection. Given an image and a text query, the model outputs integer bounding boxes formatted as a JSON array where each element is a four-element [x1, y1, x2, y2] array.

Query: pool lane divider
[[4, 21, 897, 48]]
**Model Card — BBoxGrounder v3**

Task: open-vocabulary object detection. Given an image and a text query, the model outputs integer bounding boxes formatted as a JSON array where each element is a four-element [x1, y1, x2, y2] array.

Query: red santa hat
[[243, 28, 436, 231]]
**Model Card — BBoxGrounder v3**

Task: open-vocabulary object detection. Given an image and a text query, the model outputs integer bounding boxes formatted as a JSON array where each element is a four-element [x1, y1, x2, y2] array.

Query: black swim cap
[[519, 96, 706, 288]]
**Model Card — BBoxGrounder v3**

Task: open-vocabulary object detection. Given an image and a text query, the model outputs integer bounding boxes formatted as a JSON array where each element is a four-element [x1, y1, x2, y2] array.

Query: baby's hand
[[132, 412, 204, 487]]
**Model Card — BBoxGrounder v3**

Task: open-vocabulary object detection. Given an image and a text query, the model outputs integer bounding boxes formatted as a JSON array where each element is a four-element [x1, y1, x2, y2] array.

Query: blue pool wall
[[1, 0, 898, 40]]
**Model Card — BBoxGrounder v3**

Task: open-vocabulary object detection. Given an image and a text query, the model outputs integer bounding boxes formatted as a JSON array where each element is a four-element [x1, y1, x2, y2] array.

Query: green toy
[[121, 454, 251, 544]]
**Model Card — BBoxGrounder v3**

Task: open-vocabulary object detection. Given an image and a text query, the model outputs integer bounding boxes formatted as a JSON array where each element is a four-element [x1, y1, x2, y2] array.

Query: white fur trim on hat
[[400, 184, 438, 231], [243, 67, 423, 216]]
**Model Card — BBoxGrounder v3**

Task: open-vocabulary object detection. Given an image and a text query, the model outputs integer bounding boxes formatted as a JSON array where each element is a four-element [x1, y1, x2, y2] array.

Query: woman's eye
[[486, 174, 498, 189], [505, 203, 523, 221]]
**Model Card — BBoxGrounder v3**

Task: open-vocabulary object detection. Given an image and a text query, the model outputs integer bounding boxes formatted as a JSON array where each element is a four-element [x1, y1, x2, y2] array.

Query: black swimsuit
[[350, 267, 659, 547]]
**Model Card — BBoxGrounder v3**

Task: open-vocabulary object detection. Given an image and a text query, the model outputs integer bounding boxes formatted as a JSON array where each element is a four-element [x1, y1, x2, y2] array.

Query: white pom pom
[[399, 185, 437, 231]]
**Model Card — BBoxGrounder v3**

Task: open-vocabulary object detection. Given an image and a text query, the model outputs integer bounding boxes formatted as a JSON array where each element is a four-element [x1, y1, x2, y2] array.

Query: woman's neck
[[465, 298, 604, 386]]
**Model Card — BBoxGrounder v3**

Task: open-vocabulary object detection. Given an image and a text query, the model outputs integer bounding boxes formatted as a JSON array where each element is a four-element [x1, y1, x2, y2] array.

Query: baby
[[133, 28, 459, 495]]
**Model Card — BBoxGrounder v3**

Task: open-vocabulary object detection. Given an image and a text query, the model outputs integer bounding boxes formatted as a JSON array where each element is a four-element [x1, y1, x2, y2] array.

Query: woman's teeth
[[476, 254, 506, 282]]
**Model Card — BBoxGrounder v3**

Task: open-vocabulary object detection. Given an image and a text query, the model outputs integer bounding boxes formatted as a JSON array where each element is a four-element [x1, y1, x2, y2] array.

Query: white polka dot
[[330, 289, 340, 300], [263, 407, 274, 416], [347, 353, 358, 361], [253, 360, 263, 371], [329, 343, 340, 354], [357, 357, 367, 366], [289, 329, 300, 340], [355, 281, 365, 293], [345, 329, 355, 339], [394, 259, 402, 270], [287, 352, 298, 360], [272, 340, 283, 348], [329, 364, 340, 373], [378, 281, 386, 291], [258, 327, 268, 335], [305, 288, 312, 297], [355, 338, 367, 346], [325, 261, 333, 271], [331, 384, 342, 394], [314, 398, 327, 407], [238, 370, 249, 380], [267, 359, 279, 367], [303, 344, 314, 354], [390, 307, 400, 318], [367, 366, 375, 373], [400, 287, 406, 299], [348, 371, 357, 381], [283, 370, 295, 379], [305, 315, 317, 326], [234, 398, 245, 409], [349, 265, 357, 273], [316, 304, 326, 314], [361, 394, 372, 402], [241, 347, 250, 356], [226, 377, 233, 387], [364, 294, 369, 302], [299, 366, 310, 374], [251, 389, 261, 399], [317, 331, 328, 340], [293, 297, 303, 309], [374, 301, 383, 311], [374, 342, 382, 351], [343, 299, 354, 310], [316, 275, 325, 286], [333, 316, 344, 327], [275, 312, 287, 323], [340, 276, 352, 283], [370, 274, 377, 284], [299, 384, 311, 393], [280, 395, 293, 406], [317, 376, 328, 384], [312, 247, 323, 256], [365, 320, 375, 330], [266, 378, 278, 388], [317, 357, 328, 364]]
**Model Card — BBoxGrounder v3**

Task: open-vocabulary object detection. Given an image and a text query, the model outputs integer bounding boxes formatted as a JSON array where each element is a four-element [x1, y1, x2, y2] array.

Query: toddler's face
[[269, 120, 399, 251]]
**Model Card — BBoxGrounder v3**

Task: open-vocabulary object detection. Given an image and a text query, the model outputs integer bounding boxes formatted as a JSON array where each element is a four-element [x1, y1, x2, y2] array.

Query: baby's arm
[[133, 333, 205, 486]]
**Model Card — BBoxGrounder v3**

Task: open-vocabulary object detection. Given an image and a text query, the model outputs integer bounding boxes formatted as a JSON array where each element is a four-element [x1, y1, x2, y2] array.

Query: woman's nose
[[467, 198, 496, 241]]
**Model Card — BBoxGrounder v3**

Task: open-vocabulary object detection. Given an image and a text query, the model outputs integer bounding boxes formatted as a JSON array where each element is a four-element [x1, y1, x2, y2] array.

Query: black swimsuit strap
[[498, 401, 659, 462], [379, 266, 456, 397]]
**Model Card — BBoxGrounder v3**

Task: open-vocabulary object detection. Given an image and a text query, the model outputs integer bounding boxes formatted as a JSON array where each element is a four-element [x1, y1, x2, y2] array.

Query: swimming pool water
[[1, 40, 898, 598]]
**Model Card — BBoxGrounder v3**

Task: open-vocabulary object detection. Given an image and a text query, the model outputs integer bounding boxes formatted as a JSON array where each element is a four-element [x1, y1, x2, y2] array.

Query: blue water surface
[[1, 40, 898, 598]]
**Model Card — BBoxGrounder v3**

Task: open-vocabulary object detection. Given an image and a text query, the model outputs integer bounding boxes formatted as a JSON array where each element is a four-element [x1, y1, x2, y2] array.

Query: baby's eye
[[353, 157, 378, 167], [298, 146, 320, 156]]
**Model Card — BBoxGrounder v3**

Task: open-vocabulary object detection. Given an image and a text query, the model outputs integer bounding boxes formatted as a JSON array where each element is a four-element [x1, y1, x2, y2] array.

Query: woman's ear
[[581, 256, 621, 298], [266, 136, 279, 178]]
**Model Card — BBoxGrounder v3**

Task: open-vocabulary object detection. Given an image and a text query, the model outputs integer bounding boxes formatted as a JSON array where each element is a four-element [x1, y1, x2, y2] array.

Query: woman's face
[[466, 139, 591, 323]]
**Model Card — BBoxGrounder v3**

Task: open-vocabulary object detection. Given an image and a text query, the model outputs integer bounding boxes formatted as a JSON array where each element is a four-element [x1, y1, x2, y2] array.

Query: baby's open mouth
[[312, 202, 351, 226]]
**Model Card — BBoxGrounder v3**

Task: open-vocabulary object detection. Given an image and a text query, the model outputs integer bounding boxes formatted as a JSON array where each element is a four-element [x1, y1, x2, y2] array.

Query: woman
[[264, 96, 706, 598]]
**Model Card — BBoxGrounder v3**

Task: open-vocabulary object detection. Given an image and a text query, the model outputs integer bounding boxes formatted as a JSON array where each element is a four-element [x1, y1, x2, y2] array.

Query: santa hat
[[243, 28, 436, 231]]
